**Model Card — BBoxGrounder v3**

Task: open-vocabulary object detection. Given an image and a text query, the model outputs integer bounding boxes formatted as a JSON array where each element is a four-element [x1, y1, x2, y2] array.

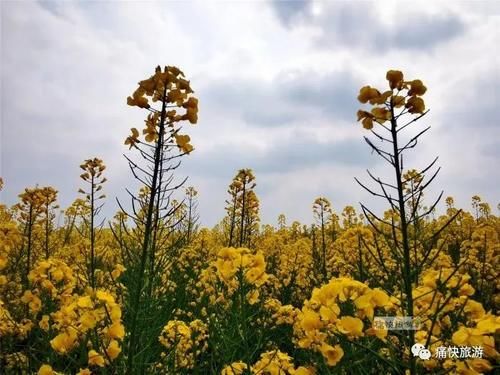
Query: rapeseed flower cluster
[[357, 70, 427, 129], [157, 319, 208, 370]]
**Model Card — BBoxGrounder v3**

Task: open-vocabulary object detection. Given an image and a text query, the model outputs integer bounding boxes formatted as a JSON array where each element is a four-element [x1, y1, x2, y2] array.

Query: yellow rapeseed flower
[[467, 359, 493, 373], [366, 326, 388, 341], [111, 264, 126, 279], [246, 290, 260, 305], [39, 315, 50, 331], [371, 107, 391, 123], [50, 330, 77, 354], [0, 256, 8, 270], [337, 316, 364, 338], [221, 361, 248, 375], [408, 79, 427, 96], [38, 364, 54, 375], [79, 311, 97, 331], [371, 288, 390, 306], [476, 315, 500, 334], [96, 290, 114, 304], [126, 89, 150, 109], [51, 268, 64, 282], [464, 300, 485, 320], [88, 350, 105, 367], [459, 283, 475, 296], [319, 305, 339, 322], [183, 97, 198, 109], [356, 110, 374, 130], [77, 296, 93, 309], [184, 107, 198, 124], [124, 128, 140, 149], [320, 343, 344, 366], [245, 267, 268, 287], [357, 86, 381, 104], [107, 321, 125, 340], [106, 339, 122, 360], [301, 309, 322, 331], [406, 96, 425, 114], [174, 134, 194, 154], [110, 305, 122, 321], [452, 327, 483, 346], [386, 70, 404, 89], [294, 367, 315, 375]]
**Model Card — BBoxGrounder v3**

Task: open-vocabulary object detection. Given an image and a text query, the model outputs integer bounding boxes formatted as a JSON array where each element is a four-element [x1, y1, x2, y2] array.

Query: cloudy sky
[[1, 0, 498, 227]]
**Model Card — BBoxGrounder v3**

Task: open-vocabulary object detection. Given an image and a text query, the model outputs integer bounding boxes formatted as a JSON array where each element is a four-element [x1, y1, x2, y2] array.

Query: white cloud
[[1, 0, 498, 227]]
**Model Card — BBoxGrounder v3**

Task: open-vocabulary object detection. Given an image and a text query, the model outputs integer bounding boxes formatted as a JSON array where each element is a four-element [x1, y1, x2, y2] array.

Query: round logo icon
[[419, 349, 431, 360], [411, 343, 431, 360]]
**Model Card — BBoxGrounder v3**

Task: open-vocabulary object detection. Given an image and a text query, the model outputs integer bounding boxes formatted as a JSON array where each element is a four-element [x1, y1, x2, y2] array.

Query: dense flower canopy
[[0, 67, 498, 375]]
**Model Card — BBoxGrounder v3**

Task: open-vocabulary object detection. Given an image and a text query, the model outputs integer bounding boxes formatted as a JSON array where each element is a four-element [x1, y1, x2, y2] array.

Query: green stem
[[25, 204, 33, 291], [126, 83, 168, 375], [90, 174, 95, 289], [45, 206, 50, 259], [390, 100, 416, 375], [239, 183, 247, 247]]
